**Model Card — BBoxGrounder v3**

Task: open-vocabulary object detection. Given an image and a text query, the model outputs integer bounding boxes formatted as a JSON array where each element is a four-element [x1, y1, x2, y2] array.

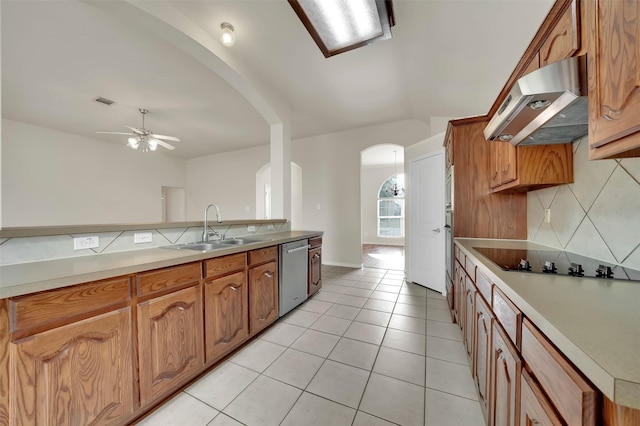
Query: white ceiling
[[1, 0, 554, 160]]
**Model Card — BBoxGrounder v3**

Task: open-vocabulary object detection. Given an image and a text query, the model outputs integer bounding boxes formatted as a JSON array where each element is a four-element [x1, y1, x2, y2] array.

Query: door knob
[[432, 228, 441, 233]]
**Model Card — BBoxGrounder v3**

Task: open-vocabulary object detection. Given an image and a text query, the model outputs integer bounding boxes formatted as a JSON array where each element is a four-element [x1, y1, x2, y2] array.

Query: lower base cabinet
[[10, 308, 135, 425], [475, 294, 494, 421], [204, 271, 249, 363], [308, 246, 322, 296], [137, 285, 204, 406], [520, 369, 563, 426], [248, 261, 279, 334], [489, 322, 522, 426]]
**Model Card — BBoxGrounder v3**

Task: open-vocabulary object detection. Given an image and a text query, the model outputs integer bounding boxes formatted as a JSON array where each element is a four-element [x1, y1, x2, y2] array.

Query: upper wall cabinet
[[539, 0, 580, 67], [587, 0, 640, 159]]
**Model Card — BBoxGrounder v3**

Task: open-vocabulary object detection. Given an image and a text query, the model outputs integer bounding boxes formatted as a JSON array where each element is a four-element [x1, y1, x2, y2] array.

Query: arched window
[[378, 174, 404, 238]]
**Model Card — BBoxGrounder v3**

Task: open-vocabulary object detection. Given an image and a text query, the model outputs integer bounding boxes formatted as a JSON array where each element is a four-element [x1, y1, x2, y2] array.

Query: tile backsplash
[[528, 137, 640, 270], [0, 221, 290, 265]]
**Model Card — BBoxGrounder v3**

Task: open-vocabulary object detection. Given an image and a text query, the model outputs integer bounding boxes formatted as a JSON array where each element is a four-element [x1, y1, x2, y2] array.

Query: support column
[[270, 122, 291, 221]]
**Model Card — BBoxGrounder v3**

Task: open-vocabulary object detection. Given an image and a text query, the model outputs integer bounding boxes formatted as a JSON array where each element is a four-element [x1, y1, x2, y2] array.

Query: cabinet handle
[[230, 286, 239, 291], [264, 272, 274, 278]]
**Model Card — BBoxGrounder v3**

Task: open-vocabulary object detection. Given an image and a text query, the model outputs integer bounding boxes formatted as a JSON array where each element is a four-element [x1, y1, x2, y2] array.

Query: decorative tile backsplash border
[[0, 221, 290, 265], [528, 137, 640, 271]]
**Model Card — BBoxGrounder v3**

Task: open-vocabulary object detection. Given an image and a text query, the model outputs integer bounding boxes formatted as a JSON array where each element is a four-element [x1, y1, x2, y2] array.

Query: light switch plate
[[134, 232, 153, 244], [73, 236, 99, 250]]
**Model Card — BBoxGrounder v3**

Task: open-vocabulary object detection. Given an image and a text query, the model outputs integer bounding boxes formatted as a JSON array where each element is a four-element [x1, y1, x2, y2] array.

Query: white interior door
[[408, 151, 445, 293]]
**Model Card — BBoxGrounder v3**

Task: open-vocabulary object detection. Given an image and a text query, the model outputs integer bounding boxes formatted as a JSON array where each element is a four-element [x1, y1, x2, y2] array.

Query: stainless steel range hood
[[484, 57, 588, 146]]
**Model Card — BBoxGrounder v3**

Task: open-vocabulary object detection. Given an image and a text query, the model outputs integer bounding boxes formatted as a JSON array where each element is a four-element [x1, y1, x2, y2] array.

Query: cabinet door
[[453, 260, 463, 325], [249, 261, 279, 335], [475, 294, 494, 421], [489, 141, 502, 189], [137, 285, 204, 406], [520, 370, 563, 426], [308, 247, 322, 296], [204, 271, 249, 363], [463, 276, 476, 366], [10, 308, 135, 425], [490, 142, 517, 189], [588, 0, 640, 155], [490, 322, 522, 426], [539, 0, 579, 66]]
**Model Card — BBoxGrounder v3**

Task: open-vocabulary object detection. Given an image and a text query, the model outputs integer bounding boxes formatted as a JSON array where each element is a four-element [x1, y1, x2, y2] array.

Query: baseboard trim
[[322, 261, 363, 269]]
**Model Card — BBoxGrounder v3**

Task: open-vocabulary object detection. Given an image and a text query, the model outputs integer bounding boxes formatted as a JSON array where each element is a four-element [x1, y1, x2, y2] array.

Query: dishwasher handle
[[286, 244, 310, 254]]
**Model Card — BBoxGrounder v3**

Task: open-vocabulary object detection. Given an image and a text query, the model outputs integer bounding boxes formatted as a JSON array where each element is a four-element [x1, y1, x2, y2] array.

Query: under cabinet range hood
[[484, 57, 588, 146]]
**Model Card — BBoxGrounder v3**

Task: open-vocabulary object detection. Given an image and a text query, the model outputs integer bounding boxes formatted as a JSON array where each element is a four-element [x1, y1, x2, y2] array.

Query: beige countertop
[[456, 238, 640, 410], [0, 231, 321, 299]]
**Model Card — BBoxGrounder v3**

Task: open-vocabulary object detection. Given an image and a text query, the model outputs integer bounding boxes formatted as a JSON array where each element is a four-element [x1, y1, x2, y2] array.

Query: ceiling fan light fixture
[[127, 137, 140, 149], [289, 0, 394, 57], [220, 22, 235, 47]]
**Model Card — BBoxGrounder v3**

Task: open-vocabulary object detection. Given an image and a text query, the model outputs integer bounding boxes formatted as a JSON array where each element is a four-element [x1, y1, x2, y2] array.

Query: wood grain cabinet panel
[[588, 0, 640, 159], [490, 141, 517, 189], [492, 286, 523, 350], [137, 263, 201, 298], [204, 253, 246, 279], [137, 285, 204, 406], [308, 247, 322, 296], [248, 246, 277, 266], [248, 261, 278, 335], [539, 0, 580, 66], [490, 322, 522, 426], [521, 319, 598, 426], [10, 308, 135, 425], [463, 276, 476, 366], [204, 271, 249, 363], [475, 294, 494, 422], [520, 369, 563, 426]]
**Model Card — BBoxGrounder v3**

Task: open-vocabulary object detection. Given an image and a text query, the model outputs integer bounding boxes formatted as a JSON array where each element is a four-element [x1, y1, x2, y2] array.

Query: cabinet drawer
[[521, 319, 598, 426], [309, 237, 322, 248], [492, 286, 522, 349], [249, 246, 277, 266], [10, 277, 131, 334], [465, 256, 477, 283], [137, 263, 201, 297], [475, 270, 492, 304], [204, 253, 247, 279]]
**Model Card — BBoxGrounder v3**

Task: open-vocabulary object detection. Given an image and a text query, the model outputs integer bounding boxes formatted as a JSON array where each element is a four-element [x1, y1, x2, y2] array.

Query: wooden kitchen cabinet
[[137, 284, 204, 406], [475, 293, 494, 422], [539, 0, 580, 67], [9, 308, 135, 425], [489, 322, 522, 426], [248, 247, 279, 335], [587, 0, 640, 159], [463, 275, 476, 366], [490, 143, 574, 193], [520, 369, 563, 426], [204, 271, 249, 363], [489, 141, 517, 189], [453, 259, 463, 325], [308, 237, 322, 297]]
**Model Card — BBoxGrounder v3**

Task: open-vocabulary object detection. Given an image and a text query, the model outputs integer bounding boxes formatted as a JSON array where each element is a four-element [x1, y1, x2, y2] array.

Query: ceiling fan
[[96, 108, 180, 152]]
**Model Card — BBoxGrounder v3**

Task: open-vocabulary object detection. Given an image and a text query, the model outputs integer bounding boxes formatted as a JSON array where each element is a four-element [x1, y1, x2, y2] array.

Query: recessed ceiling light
[[289, 0, 395, 58]]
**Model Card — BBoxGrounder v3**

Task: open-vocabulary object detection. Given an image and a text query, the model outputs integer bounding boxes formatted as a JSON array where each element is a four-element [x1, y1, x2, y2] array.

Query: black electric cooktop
[[473, 247, 640, 282]]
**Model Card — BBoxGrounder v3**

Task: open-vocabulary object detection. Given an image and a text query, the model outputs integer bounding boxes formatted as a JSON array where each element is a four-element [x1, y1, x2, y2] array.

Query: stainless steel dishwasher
[[279, 239, 309, 317]]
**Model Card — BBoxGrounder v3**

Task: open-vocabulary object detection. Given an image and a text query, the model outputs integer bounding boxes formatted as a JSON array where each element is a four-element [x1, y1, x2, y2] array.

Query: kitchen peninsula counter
[[456, 238, 640, 411], [0, 231, 322, 299]]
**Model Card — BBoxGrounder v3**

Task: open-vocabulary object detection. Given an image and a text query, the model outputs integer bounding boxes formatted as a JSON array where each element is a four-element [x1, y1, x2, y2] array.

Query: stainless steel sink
[[162, 237, 266, 252]]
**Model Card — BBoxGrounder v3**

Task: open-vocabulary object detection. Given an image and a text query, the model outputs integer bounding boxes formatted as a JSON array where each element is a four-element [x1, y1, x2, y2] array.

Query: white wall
[[186, 144, 269, 221], [1, 119, 187, 226], [255, 162, 302, 229], [361, 165, 405, 246], [292, 119, 430, 267]]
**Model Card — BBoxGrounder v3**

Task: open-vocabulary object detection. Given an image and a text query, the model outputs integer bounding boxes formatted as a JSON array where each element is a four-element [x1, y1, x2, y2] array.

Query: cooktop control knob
[[568, 263, 584, 277], [518, 259, 531, 272], [596, 265, 614, 279], [543, 261, 557, 274]]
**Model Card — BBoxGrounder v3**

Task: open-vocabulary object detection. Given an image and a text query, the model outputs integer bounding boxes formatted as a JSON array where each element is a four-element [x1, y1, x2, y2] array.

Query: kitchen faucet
[[202, 204, 223, 242]]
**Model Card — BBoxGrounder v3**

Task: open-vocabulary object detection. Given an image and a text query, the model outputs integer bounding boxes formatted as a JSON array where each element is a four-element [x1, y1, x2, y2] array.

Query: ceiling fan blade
[[126, 125, 145, 135], [96, 131, 133, 136], [155, 140, 176, 150], [150, 133, 180, 142]]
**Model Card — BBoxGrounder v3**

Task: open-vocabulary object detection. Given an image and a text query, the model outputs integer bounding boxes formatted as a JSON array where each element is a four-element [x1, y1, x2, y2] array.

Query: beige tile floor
[[136, 266, 485, 426]]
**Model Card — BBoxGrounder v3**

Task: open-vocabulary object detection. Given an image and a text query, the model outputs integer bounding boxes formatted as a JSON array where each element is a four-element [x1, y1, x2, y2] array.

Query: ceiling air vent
[[94, 97, 114, 106]]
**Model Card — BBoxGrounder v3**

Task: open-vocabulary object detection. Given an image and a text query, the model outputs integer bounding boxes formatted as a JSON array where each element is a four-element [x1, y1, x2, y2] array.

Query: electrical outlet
[[134, 232, 153, 243], [544, 209, 551, 223], [73, 236, 99, 250], [247, 225, 256, 233]]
